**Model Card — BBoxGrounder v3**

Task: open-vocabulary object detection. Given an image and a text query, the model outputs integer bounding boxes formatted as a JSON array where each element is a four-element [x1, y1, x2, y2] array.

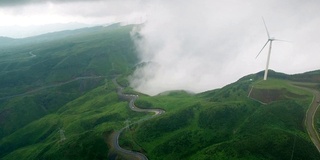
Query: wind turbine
[[256, 17, 285, 80]]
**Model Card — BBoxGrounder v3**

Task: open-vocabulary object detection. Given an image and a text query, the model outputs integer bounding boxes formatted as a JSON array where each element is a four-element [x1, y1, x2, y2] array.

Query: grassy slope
[[123, 75, 320, 159], [1, 83, 146, 159], [0, 24, 141, 159], [250, 78, 312, 105], [0, 24, 136, 95]]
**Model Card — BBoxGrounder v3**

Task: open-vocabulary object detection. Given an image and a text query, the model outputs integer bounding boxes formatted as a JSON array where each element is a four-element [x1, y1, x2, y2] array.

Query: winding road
[[303, 87, 320, 152], [292, 83, 320, 152], [109, 78, 164, 160]]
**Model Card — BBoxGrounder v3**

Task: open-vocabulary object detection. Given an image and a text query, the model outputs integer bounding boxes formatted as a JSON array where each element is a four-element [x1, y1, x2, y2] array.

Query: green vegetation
[[0, 24, 143, 159], [1, 23, 320, 160], [121, 75, 320, 160], [0, 24, 138, 137], [248, 78, 312, 105]]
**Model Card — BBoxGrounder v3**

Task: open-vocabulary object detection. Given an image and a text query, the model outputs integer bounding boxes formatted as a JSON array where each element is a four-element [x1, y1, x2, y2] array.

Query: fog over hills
[[1, 1, 320, 160], [0, 0, 319, 95], [0, 23, 319, 160], [129, 0, 320, 95]]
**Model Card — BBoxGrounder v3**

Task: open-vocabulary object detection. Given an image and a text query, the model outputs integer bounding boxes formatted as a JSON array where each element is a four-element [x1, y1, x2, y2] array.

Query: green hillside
[[121, 74, 320, 159], [1, 24, 320, 160], [0, 24, 141, 159]]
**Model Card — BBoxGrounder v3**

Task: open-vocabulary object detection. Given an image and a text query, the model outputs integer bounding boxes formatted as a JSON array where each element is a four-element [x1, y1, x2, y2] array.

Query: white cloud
[[130, 0, 320, 95]]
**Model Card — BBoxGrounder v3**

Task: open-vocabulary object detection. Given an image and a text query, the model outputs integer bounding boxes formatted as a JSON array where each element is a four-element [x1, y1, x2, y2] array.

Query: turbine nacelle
[[269, 37, 275, 41]]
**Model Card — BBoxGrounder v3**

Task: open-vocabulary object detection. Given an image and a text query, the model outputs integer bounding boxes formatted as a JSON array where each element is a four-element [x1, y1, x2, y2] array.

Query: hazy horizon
[[0, 22, 97, 38]]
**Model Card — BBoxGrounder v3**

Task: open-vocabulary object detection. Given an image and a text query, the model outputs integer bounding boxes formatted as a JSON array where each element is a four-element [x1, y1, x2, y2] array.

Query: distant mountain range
[[0, 22, 107, 39], [0, 23, 122, 47]]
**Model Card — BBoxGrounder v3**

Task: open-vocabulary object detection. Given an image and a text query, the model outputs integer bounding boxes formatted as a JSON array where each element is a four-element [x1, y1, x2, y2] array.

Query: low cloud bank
[[130, 0, 320, 95]]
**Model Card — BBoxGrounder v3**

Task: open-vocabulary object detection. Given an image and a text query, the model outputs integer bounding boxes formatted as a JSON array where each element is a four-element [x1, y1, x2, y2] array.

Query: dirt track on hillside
[[108, 78, 164, 160], [292, 83, 320, 152]]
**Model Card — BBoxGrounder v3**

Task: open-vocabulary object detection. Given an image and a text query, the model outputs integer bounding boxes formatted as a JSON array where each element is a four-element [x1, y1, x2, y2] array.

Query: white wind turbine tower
[[256, 17, 286, 80]]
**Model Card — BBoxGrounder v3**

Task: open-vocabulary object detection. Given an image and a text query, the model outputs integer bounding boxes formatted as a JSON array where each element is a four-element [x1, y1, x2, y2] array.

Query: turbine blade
[[256, 40, 269, 59], [262, 17, 270, 39], [273, 39, 291, 43]]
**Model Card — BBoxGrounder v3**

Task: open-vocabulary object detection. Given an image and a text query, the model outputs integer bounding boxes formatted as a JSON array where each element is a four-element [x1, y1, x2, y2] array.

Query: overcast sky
[[0, 0, 146, 37], [1, 0, 320, 95]]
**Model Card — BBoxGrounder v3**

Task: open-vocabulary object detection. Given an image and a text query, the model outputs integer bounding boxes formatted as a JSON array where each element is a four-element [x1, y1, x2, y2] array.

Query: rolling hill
[[0, 24, 139, 159], [120, 72, 320, 160], [0, 24, 320, 160]]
